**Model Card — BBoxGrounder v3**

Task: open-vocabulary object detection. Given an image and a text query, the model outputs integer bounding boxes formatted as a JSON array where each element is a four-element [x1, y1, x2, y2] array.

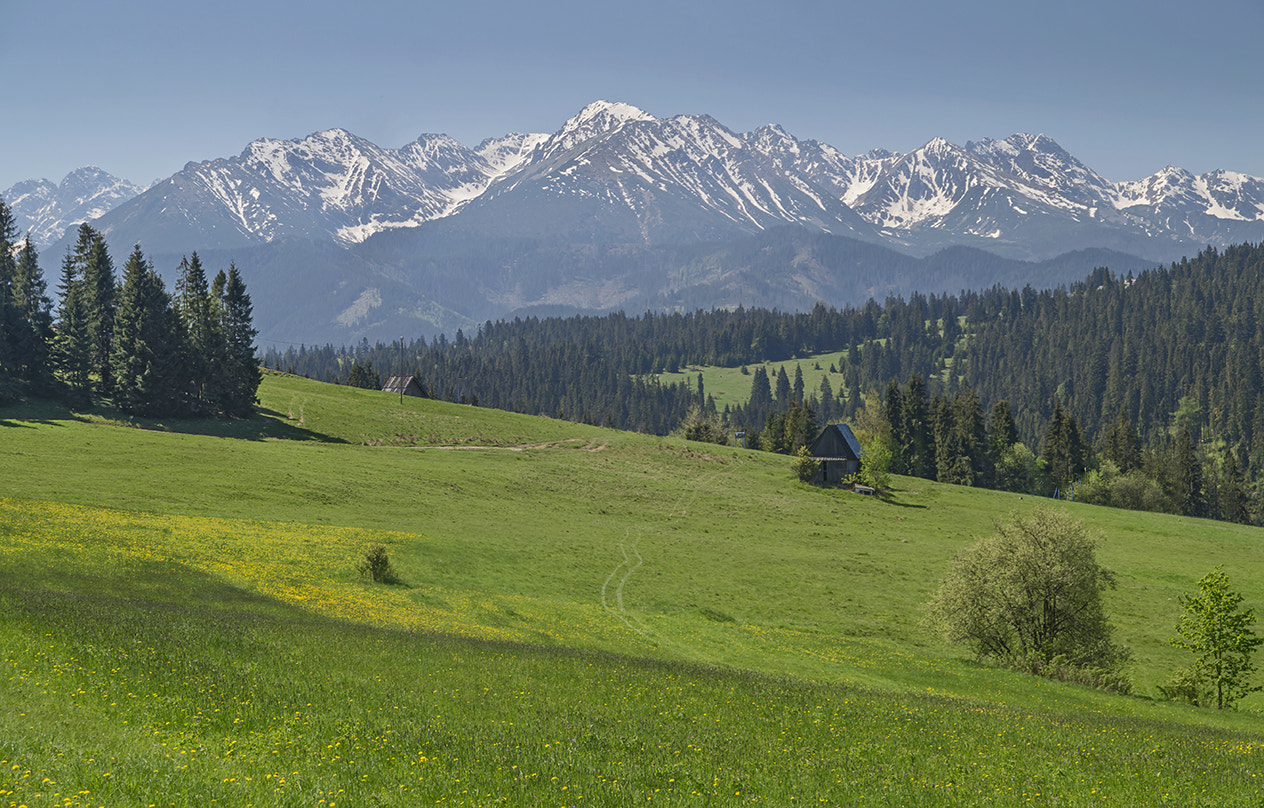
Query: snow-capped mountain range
[[5, 101, 1263, 345], [5, 167, 147, 247], [8, 100, 1263, 262]]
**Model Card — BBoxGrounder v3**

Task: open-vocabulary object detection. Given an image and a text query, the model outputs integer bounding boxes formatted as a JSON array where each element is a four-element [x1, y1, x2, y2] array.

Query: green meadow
[[3, 371, 1264, 806], [657, 351, 851, 409]]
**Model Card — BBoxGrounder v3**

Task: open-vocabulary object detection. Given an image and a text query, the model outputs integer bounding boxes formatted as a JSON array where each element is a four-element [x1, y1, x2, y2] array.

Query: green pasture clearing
[[656, 351, 851, 410], [4, 372, 1264, 805]]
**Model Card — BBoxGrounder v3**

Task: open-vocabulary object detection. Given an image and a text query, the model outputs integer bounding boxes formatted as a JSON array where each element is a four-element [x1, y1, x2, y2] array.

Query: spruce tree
[[818, 374, 835, 424], [1167, 429, 1206, 517], [884, 379, 907, 475], [218, 263, 260, 416], [175, 252, 224, 412], [0, 198, 19, 398], [79, 227, 117, 397], [932, 393, 960, 484], [1101, 411, 1142, 473], [111, 245, 184, 415], [774, 366, 791, 408], [988, 400, 1018, 459], [53, 250, 93, 405], [952, 387, 988, 486], [12, 237, 54, 392], [1044, 404, 1087, 493], [903, 375, 933, 479], [1218, 449, 1250, 525]]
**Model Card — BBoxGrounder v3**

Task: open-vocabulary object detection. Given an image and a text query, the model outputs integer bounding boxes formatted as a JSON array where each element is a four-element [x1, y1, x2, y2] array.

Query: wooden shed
[[808, 423, 864, 484], [382, 375, 426, 397]]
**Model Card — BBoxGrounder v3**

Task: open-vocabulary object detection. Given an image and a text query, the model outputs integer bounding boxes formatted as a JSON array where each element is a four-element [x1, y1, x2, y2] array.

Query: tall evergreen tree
[[79, 227, 117, 397], [818, 374, 835, 425], [0, 198, 21, 398], [1218, 449, 1250, 525], [111, 245, 184, 415], [952, 387, 988, 486], [1165, 429, 1206, 518], [174, 252, 224, 411], [53, 249, 92, 405], [1101, 411, 1142, 473], [217, 263, 260, 416], [988, 400, 1018, 459], [12, 237, 54, 391], [774, 366, 791, 408], [885, 379, 907, 475], [903, 375, 933, 478], [1044, 404, 1087, 493], [932, 393, 961, 483]]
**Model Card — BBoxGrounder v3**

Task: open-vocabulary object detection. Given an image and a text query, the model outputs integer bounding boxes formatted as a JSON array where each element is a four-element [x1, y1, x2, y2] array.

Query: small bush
[[1157, 666, 1205, 705], [791, 446, 820, 483], [1011, 653, 1133, 695], [358, 543, 401, 584]]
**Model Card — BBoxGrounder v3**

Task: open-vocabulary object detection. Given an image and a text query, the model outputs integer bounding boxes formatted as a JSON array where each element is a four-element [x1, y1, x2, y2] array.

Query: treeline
[[265, 242, 1264, 521], [873, 377, 1248, 523], [0, 197, 259, 416]]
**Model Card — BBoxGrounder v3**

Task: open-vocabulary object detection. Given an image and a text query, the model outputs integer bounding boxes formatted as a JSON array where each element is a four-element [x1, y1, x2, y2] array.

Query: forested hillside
[[268, 242, 1264, 522]]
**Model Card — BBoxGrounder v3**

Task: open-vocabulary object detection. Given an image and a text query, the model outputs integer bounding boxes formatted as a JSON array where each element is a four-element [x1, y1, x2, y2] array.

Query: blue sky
[[3, 0, 1261, 193]]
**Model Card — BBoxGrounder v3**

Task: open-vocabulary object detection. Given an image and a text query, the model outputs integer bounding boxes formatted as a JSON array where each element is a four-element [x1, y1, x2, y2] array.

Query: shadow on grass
[[0, 555, 796, 689], [125, 406, 347, 443], [1, 397, 345, 443], [879, 492, 927, 509]]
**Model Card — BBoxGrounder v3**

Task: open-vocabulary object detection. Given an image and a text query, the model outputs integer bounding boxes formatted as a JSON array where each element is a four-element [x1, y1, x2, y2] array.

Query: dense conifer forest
[[264, 242, 1264, 524], [0, 197, 260, 417]]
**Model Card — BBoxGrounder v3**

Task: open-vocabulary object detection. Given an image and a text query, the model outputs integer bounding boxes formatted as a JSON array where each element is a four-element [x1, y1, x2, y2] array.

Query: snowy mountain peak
[[13, 101, 1264, 269], [861, 148, 897, 161], [3, 167, 145, 246], [475, 132, 549, 175], [543, 100, 656, 158], [569, 100, 654, 127], [746, 123, 799, 153], [921, 136, 960, 155], [989, 132, 1067, 157]]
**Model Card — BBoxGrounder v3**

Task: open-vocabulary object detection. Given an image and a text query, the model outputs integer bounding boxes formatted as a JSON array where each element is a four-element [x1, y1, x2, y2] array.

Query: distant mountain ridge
[[4, 101, 1262, 345], [8, 100, 1263, 260], [5, 167, 147, 246]]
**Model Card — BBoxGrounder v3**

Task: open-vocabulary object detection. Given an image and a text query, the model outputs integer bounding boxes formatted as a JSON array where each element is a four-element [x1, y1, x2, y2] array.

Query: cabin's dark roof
[[382, 375, 422, 394], [834, 424, 863, 458], [808, 423, 864, 460]]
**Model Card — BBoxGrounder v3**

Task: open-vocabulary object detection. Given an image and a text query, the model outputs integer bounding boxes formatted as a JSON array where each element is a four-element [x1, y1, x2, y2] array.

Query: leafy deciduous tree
[[1171, 566, 1262, 709], [926, 507, 1128, 675]]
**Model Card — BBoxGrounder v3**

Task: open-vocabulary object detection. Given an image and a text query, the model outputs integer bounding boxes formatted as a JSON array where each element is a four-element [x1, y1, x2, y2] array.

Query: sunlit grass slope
[[3, 371, 1264, 805], [656, 351, 851, 409]]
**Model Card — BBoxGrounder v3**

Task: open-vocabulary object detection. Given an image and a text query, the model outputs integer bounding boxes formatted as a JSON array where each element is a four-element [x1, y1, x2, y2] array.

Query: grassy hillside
[[3, 372, 1264, 805], [657, 351, 851, 410]]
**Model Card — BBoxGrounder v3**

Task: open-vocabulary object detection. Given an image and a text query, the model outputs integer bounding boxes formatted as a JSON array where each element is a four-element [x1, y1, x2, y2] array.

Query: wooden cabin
[[382, 375, 426, 397], [808, 423, 864, 484]]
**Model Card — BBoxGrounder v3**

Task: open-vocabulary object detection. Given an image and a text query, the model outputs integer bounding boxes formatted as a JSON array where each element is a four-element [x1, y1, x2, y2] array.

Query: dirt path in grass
[[599, 462, 743, 664]]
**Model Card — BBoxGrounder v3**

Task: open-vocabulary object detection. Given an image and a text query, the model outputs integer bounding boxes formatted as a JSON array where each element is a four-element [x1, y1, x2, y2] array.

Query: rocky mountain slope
[[4, 167, 146, 246], [6, 101, 1262, 344]]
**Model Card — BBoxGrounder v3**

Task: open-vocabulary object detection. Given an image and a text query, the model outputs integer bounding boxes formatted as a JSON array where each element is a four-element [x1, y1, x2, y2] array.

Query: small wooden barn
[[382, 375, 426, 397], [808, 423, 864, 484]]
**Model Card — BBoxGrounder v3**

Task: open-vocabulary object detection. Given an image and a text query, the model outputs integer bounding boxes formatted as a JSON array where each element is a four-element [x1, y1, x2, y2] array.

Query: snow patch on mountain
[[475, 132, 549, 175], [21, 100, 1264, 262], [336, 287, 382, 327], [4, 167, 146, 245], [536, 100, 655, 162]]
